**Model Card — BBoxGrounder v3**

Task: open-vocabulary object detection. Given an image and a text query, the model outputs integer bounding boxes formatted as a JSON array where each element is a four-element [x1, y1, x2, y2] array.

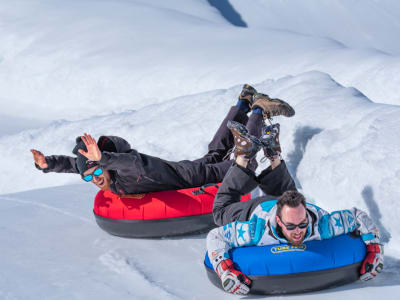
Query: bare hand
[[235, 155, 249, 168], [30, 149, 48, 169], [78, 133, 102, 161]]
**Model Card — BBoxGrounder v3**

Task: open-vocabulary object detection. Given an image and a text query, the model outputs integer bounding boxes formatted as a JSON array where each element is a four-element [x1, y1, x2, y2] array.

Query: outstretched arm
[[317, 207, 383, 281], [30, 149, 79, 174], [318, 208, 380, 242]]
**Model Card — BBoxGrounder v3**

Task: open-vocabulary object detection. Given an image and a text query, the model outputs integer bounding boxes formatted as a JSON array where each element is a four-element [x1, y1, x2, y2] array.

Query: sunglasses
[[82, 168, 103, 182], [279, 217, 308, 231]]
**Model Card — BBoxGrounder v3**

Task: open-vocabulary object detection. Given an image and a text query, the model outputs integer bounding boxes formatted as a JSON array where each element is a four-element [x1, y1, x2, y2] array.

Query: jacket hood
[[97, 135, 131, 153]]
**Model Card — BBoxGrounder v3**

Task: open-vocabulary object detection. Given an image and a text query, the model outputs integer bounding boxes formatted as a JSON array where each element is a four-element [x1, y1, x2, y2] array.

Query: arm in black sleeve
[[35, 155, 79, 174], [257, 160, 297, 196], [213, 164, 259, 226], [98, 149, 145, 173]]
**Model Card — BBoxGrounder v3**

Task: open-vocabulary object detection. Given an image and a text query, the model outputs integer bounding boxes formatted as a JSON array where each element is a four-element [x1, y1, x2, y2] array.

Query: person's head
[[82, 166, 111, 191], [73, 136, 117, 191], [275, 190, 308, 246]]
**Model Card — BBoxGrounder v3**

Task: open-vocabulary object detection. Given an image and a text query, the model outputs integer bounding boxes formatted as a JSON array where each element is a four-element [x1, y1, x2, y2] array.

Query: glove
[[360, 243, 384, 281], [216, 259, 251, 295]]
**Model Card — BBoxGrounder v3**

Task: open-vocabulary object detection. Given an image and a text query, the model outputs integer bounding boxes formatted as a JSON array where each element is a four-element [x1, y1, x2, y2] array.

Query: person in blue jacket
[[206, 122, 384, 295]]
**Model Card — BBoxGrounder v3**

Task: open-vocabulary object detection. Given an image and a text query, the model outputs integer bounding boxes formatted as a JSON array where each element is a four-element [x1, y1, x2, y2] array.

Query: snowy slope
[[1, 0, 400, 299], [231, 0, 400, 55], [1, 183, 399, 300]]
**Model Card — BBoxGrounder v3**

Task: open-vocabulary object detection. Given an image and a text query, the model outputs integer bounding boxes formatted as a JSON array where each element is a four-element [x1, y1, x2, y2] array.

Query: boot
[[260, 123, 281, 159], [238, 84, 258, 107], [227, 120, 262, 159], [252, 93, 295, 119]]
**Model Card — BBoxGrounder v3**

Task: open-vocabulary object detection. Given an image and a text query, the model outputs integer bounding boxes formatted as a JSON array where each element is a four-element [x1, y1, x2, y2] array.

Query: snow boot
[[252, 93, 295, 119], [260, 123, 281, 159], [239, 84, 258, 107], [227, 120, 262, 159]]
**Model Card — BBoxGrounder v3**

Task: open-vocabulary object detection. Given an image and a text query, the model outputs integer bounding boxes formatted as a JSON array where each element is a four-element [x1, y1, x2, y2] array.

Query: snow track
[[99, 251, 180, 300]]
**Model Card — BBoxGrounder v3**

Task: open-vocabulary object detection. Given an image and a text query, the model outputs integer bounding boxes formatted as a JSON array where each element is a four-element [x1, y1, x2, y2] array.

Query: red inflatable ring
[[93, 183, 251, 238]]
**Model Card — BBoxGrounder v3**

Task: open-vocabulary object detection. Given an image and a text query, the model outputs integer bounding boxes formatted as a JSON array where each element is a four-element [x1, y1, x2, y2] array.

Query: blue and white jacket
[[207, 166, 380, 271]]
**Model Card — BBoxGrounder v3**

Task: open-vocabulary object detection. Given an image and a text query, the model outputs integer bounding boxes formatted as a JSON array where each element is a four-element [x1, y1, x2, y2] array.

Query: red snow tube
[[93, 183, 251, 238]]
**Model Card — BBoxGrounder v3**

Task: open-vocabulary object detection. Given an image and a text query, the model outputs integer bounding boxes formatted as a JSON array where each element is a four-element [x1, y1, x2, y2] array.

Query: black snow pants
[[103, 106, 265, 195], [166, 106, 264, 190]]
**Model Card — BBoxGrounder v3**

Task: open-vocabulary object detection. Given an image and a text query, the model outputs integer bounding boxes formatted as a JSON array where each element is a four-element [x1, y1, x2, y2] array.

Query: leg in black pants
[[193, 106, 264, 164], [174, 106, 264, 188]]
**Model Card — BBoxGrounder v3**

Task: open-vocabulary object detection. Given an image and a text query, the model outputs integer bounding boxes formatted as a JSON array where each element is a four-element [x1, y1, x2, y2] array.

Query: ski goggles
[[82, 168, 103, 182], [279, 217, 308, 231]]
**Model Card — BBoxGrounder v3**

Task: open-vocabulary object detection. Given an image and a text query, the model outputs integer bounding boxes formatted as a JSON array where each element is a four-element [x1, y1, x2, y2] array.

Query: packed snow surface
[[0, 0, 399, 299]]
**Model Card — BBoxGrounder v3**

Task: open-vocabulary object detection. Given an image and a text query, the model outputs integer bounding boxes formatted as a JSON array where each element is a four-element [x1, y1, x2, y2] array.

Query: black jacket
[[37, 135, 231, 195]]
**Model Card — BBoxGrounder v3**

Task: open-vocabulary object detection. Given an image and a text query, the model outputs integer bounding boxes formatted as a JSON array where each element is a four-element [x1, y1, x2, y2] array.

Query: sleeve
[[257, 160, 297, 196], [36, 155, 79, 174], [212, 164, 259, 226], [318, 207, 380, 244], [98, 149, 144, 172], [206, 218, 265, 271]]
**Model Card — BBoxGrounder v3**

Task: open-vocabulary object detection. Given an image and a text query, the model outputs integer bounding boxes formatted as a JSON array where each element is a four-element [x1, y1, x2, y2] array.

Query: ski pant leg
[[174, 159, 233, 188], [243, 112, 265, 170], [246, 112, 264, 138], [193, 106, 248, 164]]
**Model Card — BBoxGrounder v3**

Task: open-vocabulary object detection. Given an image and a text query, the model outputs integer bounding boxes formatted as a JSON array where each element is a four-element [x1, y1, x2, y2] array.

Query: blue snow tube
[[204, 234, 366, 295]]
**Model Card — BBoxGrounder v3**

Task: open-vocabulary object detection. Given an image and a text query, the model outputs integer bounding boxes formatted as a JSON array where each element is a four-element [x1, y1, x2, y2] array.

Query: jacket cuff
[[98, 152, 109, 165], [257, 159, 287, 182], [34, 157, 53, 173]]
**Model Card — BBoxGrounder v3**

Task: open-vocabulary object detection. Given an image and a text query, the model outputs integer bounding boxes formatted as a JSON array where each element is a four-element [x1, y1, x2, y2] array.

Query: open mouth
[[292, 234, 302, 241], [96, 177, 105, 187]]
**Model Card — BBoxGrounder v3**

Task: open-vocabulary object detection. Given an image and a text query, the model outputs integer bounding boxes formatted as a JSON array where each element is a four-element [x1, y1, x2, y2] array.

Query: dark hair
[[276, 190, 306, 218]]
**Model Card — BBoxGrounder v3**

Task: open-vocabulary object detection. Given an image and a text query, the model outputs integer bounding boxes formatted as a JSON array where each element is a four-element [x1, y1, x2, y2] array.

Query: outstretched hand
[[30, 149, 48, 169], [78, 133, 102, 161]]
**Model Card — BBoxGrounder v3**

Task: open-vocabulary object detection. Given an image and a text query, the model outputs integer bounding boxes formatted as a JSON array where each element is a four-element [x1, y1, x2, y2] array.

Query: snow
[[0, 0, 399, 299]]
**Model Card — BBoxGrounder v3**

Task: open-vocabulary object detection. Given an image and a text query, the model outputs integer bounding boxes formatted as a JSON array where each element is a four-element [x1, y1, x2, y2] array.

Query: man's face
[[83, 166, 111, 191], [275, 204, 308, 246]]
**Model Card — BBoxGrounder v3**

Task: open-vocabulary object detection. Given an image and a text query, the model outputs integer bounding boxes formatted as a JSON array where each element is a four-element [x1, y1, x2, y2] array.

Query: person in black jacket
[[30, 85, 295, 196]]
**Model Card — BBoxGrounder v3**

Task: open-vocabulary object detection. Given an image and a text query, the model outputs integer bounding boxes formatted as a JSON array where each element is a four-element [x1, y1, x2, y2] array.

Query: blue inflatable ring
[[204, 234, 366, 294]]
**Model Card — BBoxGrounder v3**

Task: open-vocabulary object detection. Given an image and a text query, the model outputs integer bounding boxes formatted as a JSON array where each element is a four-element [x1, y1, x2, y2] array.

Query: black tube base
[[205, 262, 361, 295], [94, 211, 216, 238]]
